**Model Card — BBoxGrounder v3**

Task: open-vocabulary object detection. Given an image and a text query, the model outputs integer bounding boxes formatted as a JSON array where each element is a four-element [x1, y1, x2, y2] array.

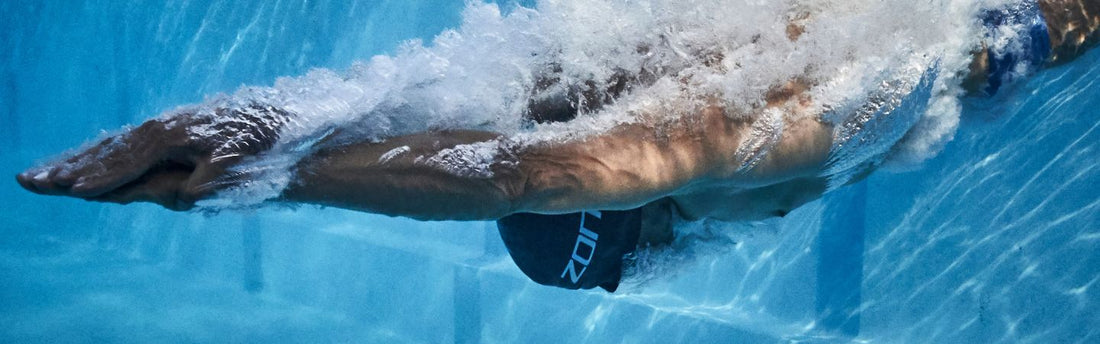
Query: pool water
[[2, 1, 1098, 343]]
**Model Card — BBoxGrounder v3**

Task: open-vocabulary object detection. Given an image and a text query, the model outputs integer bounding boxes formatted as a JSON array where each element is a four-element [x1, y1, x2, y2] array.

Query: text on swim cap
[[561, 210, 602, 284]]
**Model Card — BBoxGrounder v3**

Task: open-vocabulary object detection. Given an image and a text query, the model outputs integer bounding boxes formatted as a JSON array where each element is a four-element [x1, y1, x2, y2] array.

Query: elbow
[[490, 162, 530, 218]]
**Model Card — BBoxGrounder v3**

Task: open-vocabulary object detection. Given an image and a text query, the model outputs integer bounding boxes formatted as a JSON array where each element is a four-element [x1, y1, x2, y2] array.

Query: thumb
[[179, 156, 248, 205]]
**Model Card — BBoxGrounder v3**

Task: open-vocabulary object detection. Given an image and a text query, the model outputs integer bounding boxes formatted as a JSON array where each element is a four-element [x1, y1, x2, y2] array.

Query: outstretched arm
[[16, 99, 832, 221], [15, 108, 717, 220]]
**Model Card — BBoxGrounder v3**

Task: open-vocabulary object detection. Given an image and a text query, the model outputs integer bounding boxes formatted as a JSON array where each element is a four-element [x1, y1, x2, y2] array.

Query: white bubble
[[190, 0, 1002, 207]]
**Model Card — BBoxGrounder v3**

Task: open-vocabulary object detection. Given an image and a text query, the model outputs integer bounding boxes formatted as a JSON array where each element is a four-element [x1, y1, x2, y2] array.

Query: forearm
[[280, 130, 518, 221], [280, 119, 717, 221]]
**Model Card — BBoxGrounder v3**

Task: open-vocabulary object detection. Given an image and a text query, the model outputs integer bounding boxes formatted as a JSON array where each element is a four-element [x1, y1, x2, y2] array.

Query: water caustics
[[5, 0, 1098, 343]]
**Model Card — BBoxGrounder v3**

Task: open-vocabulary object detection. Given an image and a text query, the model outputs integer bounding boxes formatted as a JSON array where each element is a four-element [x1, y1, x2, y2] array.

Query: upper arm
[[510, 104, 834, 214], [736, 116, 833, 185]]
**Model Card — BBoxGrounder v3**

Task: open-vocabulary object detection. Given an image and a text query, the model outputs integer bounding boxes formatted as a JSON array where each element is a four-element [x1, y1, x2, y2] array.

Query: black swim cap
[[496, 209, 642, 292]]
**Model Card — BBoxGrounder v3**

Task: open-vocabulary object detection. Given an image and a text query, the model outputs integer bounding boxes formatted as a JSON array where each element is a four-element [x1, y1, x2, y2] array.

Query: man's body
[[16, 0, 1099, 290]]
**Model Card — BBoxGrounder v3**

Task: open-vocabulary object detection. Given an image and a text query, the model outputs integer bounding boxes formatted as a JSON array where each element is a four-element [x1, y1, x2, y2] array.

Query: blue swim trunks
[[982, 2, 1052, 94]]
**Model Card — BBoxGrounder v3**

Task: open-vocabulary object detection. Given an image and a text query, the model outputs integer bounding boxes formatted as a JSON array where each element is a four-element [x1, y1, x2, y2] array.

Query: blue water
[[2, 1, 1098, 343]]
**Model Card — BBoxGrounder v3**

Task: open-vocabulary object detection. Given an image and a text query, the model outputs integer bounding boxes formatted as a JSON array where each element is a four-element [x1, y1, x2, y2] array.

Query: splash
[[180, 0, 1017, 207]]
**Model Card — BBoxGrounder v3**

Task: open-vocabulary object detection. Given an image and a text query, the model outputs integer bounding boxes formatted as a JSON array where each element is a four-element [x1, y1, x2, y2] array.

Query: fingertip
[[32, 169, 50, 183], [20, 167, 66, 195], [16, 170, 31, 182], [15, 172, 37, 193]]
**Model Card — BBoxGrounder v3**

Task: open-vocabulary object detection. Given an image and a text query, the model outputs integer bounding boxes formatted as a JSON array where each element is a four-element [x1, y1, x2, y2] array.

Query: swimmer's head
[[497, 209, 757, 293], [496, 210, 642, 292]]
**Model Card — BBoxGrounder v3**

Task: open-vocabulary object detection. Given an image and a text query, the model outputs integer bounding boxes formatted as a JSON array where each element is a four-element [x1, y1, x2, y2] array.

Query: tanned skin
[[16, 1, 1099, 240]]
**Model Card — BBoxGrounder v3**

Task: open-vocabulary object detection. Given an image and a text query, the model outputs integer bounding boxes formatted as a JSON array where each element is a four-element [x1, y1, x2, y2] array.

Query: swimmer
[[15, 0, 1099, 292]]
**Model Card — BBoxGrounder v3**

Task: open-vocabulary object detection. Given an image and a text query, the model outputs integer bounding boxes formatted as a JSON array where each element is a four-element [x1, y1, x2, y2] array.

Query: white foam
[[182, 0, 1004, 207]]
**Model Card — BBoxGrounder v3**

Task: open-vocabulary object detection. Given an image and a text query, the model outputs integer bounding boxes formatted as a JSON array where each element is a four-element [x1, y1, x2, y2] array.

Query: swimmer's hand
[[15, 105, 288, 211]]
